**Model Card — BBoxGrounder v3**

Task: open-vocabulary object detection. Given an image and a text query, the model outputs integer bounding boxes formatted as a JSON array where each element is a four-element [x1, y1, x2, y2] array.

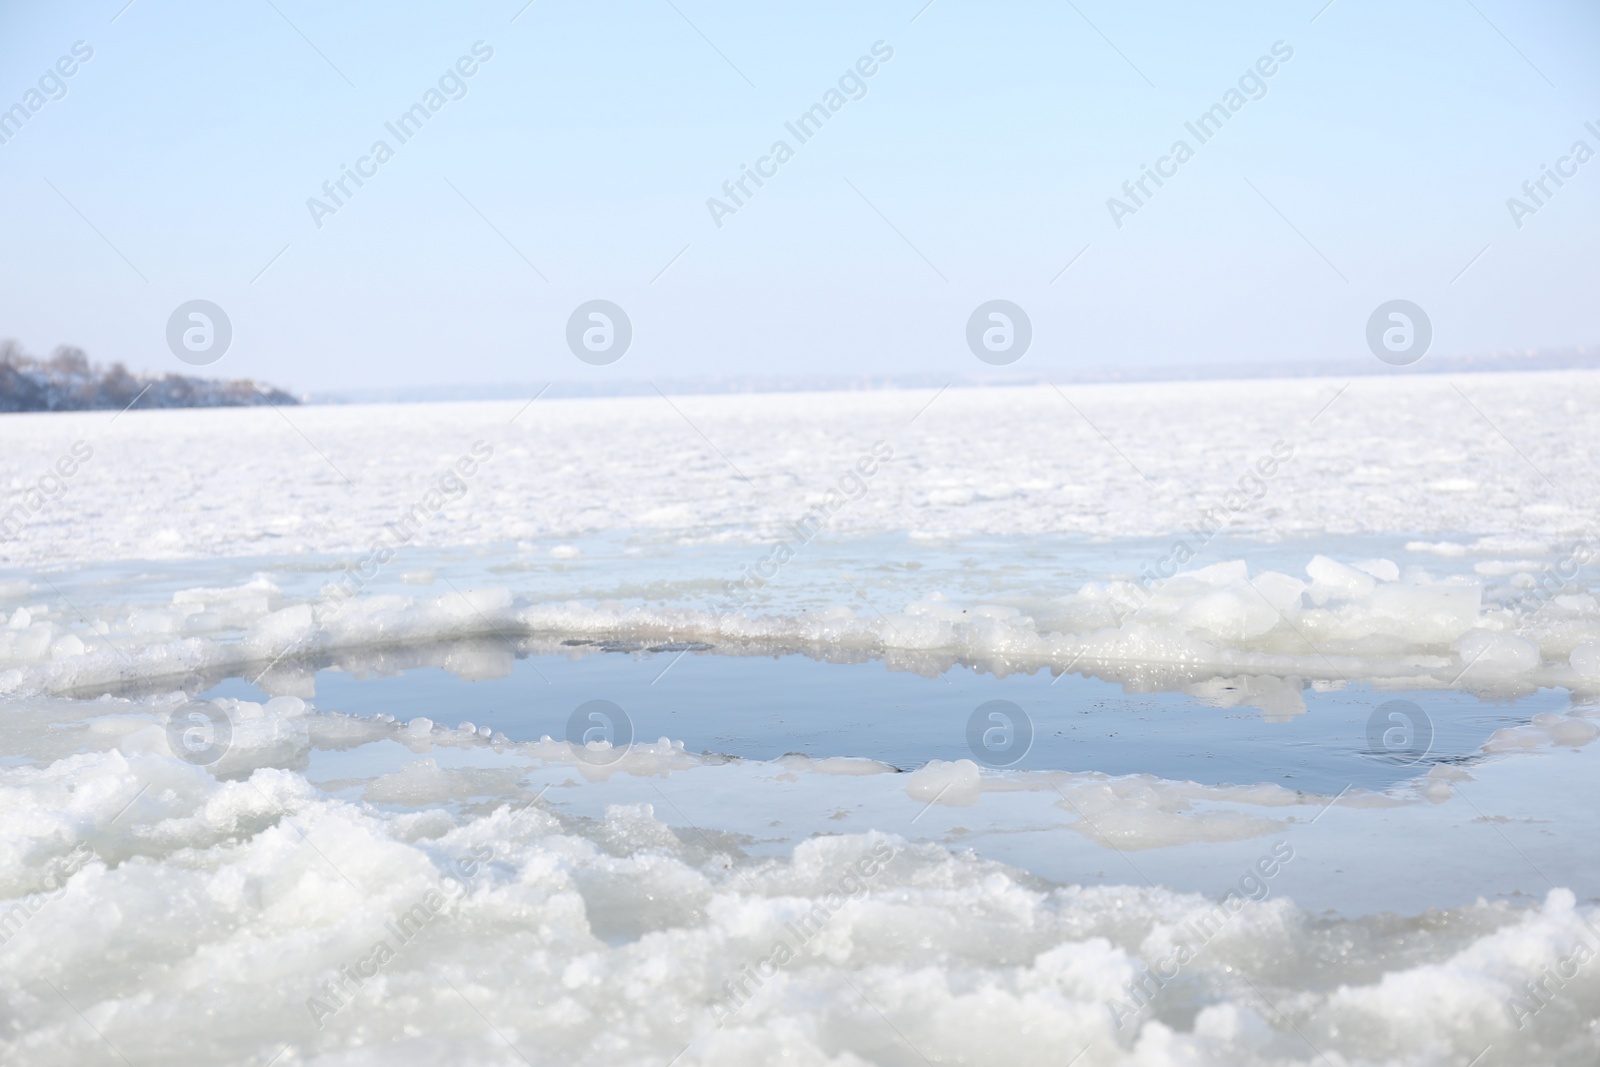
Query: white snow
[[0, 689, 1594, 1064], [1, 374, 1596, 565]]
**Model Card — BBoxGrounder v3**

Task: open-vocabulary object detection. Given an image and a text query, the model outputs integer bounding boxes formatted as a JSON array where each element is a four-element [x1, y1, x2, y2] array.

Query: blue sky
[[1, 0, 1596, 390]]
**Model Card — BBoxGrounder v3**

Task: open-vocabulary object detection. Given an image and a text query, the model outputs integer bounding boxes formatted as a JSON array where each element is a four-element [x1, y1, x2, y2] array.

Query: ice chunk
[[1353, 558, 1400, 582], [905, 759, 981, 806], [1306, 555, 1377, 604], [1456, 630, 1540, 674], [1571, 642, 1600, 679]]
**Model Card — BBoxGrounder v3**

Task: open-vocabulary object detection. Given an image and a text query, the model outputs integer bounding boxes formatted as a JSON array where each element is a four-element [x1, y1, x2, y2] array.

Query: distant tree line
[[0, 340, 298, 413]]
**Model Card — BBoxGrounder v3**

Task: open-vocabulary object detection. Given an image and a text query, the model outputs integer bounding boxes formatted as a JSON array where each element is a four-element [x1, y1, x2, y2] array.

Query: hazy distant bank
[[0, 341, 297, 413], [307, 345, 1600, 404]]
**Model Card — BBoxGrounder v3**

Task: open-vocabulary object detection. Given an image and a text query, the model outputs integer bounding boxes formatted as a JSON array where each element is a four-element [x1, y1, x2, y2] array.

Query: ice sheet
[[4, 375, 1600, 1064], [1, 374, 1596, 565]]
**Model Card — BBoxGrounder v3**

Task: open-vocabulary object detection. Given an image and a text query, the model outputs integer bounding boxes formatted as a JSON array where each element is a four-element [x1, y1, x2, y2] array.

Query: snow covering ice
[[2, 374, 1598, 1065], [0, 373, 1596, 563]]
